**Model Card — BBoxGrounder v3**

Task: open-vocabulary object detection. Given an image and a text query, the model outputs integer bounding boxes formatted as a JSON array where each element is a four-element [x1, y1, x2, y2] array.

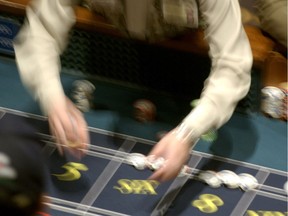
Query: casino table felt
[[0, 108, 287, 216]]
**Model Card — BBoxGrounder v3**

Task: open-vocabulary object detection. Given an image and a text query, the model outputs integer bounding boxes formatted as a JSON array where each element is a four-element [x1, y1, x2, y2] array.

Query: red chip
[[133, 99, 156, 122]]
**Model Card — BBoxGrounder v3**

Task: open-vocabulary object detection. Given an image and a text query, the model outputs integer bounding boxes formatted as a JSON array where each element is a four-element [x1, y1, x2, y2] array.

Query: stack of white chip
[[126, 155, 260, 192], [238, 173, 259, 191], [126, 153, 166, 171], [71, 80, 95, 112], [197, 170, 259, 191], [178, 165, 194, 178], [198, 170, 222, 188], [217, 170, 241, 189], [148, 157, 166, 171], [126, 153, 147, 170]]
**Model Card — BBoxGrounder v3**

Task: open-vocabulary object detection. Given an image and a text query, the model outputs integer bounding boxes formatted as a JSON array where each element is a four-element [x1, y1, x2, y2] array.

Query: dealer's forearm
[[14, 0, 77, 114], [180, 0, 253, 143]]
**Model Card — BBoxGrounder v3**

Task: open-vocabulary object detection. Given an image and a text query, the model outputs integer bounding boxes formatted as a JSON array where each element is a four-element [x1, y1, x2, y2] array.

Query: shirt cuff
[[174, 122, 199, 148], [180, 98, 219, 142]]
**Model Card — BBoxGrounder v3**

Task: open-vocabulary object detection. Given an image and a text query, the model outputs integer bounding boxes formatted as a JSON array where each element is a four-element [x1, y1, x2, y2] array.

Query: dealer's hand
[[47, 96, 89, 158], [148, 129, 192, 182]]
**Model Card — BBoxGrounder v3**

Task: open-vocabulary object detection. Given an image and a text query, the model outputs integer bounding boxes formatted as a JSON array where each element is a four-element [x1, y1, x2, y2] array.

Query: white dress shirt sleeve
[[14, 0, 78, 114], [14, 0, 252, 137], [181, 0, 253, 140]]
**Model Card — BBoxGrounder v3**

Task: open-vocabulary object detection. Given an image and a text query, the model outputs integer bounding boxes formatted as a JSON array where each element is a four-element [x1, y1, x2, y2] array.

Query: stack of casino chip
[[126, 154, 259, 191], [126, 153, 147, 170], [146, 155, 166, 171], [197, 170, 259, 191], [126, 153, 166, 171], [198, 170, 222, 188], [133, 99, 156, 122], [261, 84, 287, 121], [71, 80, 95, 112]]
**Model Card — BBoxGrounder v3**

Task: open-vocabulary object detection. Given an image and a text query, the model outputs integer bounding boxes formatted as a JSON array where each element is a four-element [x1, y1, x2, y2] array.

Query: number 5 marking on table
[[192, 194, 224, 213], [52, 162, 88, 181]]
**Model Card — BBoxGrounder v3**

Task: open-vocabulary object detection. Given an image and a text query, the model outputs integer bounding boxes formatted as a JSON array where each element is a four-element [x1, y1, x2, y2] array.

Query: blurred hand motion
[[48, 97, 90, 158], [148, 130, 191, 182]]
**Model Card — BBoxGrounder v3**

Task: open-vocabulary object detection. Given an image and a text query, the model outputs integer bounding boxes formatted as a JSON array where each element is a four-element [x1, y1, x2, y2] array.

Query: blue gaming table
[[0, 55, 287, 215], [0, 108, 287, 216]]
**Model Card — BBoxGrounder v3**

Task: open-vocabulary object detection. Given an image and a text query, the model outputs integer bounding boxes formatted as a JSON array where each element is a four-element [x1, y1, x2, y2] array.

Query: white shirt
[[14, 0, 253, 140]]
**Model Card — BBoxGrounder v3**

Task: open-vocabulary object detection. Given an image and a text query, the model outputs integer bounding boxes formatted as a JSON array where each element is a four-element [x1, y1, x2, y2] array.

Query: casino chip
[[73, 80, 95, 93], [238, 173, 259, 191], [198, 170, 222, 188], [178, 165, 193, 178], [178, 166, 187, 178], [133, 99, 156, 122], [146, 155, 156, 170], [217, 170, 240, 189], [71, 80, 95, 112], [71, 91, 90, 112], [126, 153, 147, 170], [146, 155, 166, 171], [150, 157, 166, 171], [261, 86, 285, 119]]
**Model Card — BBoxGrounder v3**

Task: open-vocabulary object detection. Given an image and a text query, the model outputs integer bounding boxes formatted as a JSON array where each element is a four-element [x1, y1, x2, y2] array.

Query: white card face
[[162, 0, 199, 28]]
